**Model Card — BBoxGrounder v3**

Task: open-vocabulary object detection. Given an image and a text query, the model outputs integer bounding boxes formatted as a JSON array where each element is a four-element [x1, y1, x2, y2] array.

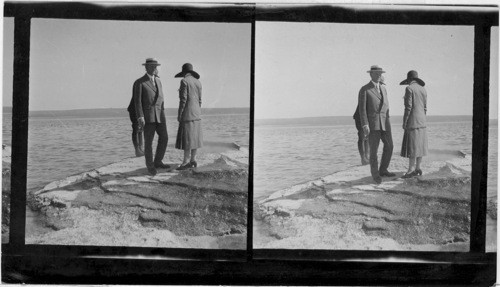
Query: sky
[[3, 18, 251, 111], [255, 22, 498, 119], [2, 17, 498, 118]]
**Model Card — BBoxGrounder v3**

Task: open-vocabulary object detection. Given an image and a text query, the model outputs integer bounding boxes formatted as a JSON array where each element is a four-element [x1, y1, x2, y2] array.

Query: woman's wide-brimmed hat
[[399, 70, 425, 86], [142, 58, 161, 66], [174, 63, 200, 79], [367, 65, 386, 73]]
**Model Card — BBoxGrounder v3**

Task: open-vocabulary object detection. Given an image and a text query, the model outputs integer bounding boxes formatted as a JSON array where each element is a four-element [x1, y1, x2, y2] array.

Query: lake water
[[2, 113, 249, 192], [254, 118, 498, 201]]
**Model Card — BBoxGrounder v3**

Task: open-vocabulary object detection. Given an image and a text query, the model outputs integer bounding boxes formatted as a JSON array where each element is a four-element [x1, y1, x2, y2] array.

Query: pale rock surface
[[255, 154, 474, 251], [27, 149, 248, 249]]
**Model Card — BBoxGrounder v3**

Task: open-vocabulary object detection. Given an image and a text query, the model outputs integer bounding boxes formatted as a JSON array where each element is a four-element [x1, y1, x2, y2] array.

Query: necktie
[[379, 85, 384, 104]]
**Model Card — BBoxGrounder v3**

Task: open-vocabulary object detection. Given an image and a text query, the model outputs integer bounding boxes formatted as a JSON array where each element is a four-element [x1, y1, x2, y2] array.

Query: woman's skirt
[[400, 127, 428, 158], [175, 120, 203, 150]]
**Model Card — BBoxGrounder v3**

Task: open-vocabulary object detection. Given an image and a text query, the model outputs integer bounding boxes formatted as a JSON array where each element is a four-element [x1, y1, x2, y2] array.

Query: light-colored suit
[[178, 74, 202, 122], [357, 81, 393, 179], [403, 81, 427, 129], [133, 73, 168, 169], [133, 74, 166, 124], [358, 81, 390, 131]]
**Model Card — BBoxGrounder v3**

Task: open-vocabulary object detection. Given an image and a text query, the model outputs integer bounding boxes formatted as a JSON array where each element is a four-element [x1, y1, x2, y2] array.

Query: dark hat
[[174, 63, 200, 79], [367, 65, 386, 73], [142, 58, 161, 66], [399, 70, 425, 86]]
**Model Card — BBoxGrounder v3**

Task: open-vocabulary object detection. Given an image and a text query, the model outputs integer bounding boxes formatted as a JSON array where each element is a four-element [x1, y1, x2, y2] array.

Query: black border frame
[[2, 2, 498, 285]]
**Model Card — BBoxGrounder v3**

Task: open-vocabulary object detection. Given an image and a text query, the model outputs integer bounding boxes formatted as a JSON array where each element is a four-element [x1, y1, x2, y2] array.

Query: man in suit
[[133, 58, 170, 176], [353, 75, 385, 166], [358, 66, 395, 184]]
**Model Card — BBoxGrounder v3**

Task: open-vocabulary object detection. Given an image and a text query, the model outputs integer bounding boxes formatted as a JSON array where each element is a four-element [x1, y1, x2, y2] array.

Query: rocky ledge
[[254, 153, 484, 251], [27, 148, 248, 249], [2, 144, 12, 240]]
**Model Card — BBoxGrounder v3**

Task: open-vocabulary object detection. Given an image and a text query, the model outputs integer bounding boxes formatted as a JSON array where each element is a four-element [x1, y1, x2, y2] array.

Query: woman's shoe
[[402, 170, 418, 178], [176, 163, 191, 171], [190, 161, 198, 168], [415, 169, 423, 176]]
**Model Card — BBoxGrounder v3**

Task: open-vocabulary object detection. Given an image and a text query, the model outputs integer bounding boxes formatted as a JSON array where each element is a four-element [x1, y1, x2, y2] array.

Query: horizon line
[[3, 106, 250, 112], [255, 114, 483, 120]]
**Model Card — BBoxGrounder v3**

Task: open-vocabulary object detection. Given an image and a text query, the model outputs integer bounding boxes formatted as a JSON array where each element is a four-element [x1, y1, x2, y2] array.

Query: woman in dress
[[175, 63, 204, 170], [400, 70, 428, 178]]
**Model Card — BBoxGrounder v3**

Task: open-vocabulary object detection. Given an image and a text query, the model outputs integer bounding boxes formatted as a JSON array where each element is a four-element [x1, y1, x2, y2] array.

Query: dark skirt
[[175, 120, 203, 150], [400, 127, 428, 158]]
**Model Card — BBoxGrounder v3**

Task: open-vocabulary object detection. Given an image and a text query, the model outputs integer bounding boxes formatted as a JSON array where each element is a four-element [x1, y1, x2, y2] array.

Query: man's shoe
[[379, 170, 396, 177], [148, 167, 157, 176], [373, 176, 382, 184], [154, 162, 171, 169]]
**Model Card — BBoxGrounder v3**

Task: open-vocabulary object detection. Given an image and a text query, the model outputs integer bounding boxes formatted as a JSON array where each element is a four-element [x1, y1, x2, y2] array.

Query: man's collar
[[371, 80, 380, 87]]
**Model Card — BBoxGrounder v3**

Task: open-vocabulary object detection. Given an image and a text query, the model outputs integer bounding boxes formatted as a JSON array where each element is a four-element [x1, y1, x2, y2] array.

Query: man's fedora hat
[[142, 58, 161, 66], [367, 65, 386, 73], [175, 63, 200, 79], [399, 70, 425, 86]]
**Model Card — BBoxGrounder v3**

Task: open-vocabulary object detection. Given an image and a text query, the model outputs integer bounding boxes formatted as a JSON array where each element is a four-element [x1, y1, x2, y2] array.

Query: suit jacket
[[133, 74, 166, 123], [178, 74, 202, 122], [403, 81, 427, 129], [358, 81, 390, 131]]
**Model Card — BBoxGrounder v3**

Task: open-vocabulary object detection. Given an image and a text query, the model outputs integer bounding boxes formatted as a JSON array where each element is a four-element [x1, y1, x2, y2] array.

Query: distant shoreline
[[2, 107, 250, 118], [255, 115, 496, 127]]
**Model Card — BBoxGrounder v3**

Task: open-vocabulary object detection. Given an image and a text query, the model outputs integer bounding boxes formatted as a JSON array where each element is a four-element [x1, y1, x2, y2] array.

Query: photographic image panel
[[254, 21, 476, 251], [21, 18, 251, 249]]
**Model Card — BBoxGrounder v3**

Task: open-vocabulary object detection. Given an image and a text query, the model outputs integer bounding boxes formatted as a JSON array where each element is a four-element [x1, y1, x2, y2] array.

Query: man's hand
[[363, 125, 370, 137], [138, 117, 145, 128]]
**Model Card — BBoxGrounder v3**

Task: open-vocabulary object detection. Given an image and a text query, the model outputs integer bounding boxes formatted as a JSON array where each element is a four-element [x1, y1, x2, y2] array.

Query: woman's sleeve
[[402, 86, 413, 128], [178, 79, 187, 121], [424, 90, 427, 115], [199, 85, 202, 107]]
